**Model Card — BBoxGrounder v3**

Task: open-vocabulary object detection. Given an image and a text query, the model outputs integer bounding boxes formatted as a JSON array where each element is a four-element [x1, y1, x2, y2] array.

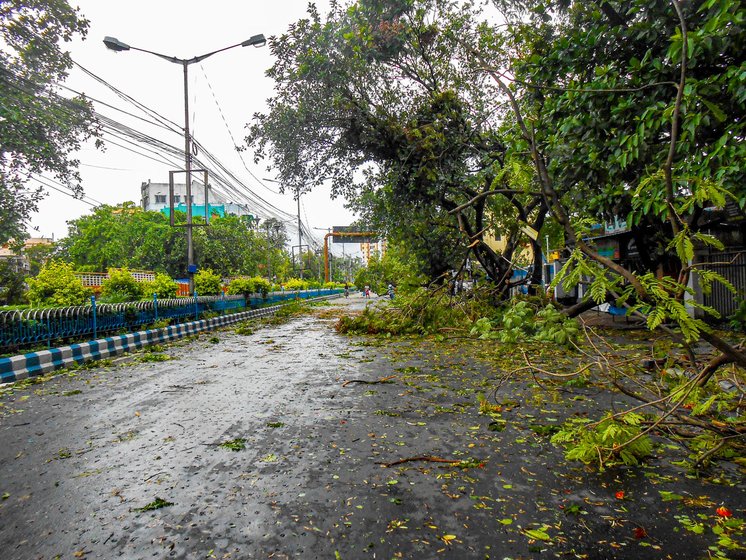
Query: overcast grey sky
[[28, 0, 358, 255]]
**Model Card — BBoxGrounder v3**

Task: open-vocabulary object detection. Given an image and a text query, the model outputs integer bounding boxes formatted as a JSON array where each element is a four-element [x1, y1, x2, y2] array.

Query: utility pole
[[265, 222, 272, 281], [297, 189, 303, 279]]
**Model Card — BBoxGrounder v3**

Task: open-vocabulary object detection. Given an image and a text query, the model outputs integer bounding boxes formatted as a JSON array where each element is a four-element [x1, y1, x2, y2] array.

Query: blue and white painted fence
[[0, 292, 342, 384], [0, 289, 342, 353]]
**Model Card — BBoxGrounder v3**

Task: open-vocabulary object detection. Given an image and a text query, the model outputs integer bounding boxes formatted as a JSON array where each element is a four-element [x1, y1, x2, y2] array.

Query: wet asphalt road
[[0, 295, 744, 560], [0, 297, 373, 559]]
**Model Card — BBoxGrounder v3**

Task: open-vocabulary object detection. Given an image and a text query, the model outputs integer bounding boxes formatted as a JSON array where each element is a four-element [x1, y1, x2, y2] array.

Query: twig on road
[[342, 375, 396, 387], [377, 456, 466, 468]]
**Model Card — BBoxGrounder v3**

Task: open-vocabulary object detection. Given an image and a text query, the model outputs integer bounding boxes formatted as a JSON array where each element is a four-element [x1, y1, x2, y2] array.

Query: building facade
[[140, 180, 254, 220], [0, 237, 54, 274]]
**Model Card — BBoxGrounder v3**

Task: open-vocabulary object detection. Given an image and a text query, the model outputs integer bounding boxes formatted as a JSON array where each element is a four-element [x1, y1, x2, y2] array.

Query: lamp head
[[103, 36, 130, 52], [241, 34, 266, 48]]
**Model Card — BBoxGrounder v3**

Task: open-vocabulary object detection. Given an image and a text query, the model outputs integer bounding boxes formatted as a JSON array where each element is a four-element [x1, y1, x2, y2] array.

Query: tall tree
[[501, 0, 745, 274], [0, 0, 100, 244], [248, 0, 547, 295], [59, 203, 183, 275], [194, 214, 267, 277], [476, 0, 746, 364]]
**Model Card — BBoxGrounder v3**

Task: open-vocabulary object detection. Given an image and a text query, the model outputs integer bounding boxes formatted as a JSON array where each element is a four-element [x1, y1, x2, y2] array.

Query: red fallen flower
[[615, 490, 625, 500], [682, 403, 694, 410], [634, 527, 647, 539], [716, 506, 733, 518]]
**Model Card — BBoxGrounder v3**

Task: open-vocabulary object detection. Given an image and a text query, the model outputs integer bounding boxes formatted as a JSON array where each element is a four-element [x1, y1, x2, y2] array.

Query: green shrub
[[227, 276, 272, 298], [101, 268, 143, 302], [194, 268, 222, 295], [284, 278, 309, 291], [252, 277, 271, 296], [26, 261, 92, 307], [141, 273, 178, 299]]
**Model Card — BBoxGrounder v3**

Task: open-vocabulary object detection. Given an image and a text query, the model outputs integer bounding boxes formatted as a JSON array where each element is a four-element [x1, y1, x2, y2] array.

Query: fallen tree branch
[[341, 375, 396, 387], [377, 456, 467, 468]]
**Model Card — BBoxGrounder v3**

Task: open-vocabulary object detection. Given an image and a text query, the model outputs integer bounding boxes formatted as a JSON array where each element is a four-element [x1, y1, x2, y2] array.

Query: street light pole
[[104, 34, 266, 293], [297, 189, 303, 280], [182, 59, 194, 292]]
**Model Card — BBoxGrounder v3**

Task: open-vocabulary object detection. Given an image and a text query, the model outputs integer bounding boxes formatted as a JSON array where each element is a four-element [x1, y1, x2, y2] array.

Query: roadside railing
[[0, 289, 341, 353]]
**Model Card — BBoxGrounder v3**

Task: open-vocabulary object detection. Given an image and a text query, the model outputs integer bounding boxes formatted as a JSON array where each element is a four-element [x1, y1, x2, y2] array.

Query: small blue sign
[[187, 264, 198, 274]]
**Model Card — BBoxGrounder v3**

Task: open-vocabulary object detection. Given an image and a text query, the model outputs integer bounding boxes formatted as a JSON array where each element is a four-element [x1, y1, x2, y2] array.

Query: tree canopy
[[248, 0, 547, 294], [59, 204, 294, 279], [250, 0, 746, 367], [0, 0, 100, 244]]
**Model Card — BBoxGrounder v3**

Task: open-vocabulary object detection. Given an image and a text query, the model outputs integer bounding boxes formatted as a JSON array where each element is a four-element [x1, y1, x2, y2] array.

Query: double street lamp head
[[103, 34, 266, 55]]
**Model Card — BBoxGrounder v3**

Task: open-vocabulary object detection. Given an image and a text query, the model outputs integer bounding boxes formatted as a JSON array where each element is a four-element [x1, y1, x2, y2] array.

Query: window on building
[[154, 194, 167, 204], [173, 195, 180, 203]]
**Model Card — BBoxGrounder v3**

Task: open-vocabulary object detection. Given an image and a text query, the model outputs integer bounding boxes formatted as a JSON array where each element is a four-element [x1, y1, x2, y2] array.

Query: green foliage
[[151, 318, 171, 329], [533, 305, 580, 346], [194, 269, 222, 296], [219, 438, 246, 451], [26, 261, 91, 307], [234, 322, 254, 336], [353, 242, 426, 295], [728, 300, 746, 332], [0, 260, 27, 305], [469, 300, 580, 347], [141, 273, 178, 299], [554, 250, 724, 343], [0, 0, 99, 244], [100, 268, 142, 302], [60, 206, 290, 279], [227, 276, 272, 298], [283, 278, 309, 291], [252, 277, 272, 296], [195, 214, 270, 277], [551, 413, 653, 470], [24, 242, 58, 277], [337, 287, 473, 336], [136, 497, 174, 512], [249, 0, 532, 291], [59, 203, 184, 275]]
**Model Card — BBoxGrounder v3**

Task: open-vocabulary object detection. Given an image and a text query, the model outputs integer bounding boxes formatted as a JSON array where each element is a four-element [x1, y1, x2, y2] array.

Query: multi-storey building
[[0, 237, 54, 274], [360, 239, 386, 265], [140, 180, 255, 220]]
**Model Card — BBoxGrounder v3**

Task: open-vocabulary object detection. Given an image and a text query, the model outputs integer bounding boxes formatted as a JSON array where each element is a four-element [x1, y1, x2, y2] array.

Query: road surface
[[0, 295, 742, 559]]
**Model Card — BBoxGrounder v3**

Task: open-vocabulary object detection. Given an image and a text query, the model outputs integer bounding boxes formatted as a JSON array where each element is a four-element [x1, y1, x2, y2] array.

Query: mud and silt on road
[[0, 297, 743, 559]]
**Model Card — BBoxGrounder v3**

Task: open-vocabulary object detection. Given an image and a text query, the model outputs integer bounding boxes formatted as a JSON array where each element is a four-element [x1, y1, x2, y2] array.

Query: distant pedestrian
[[387, 283, 395, 300], [344, 283, 349, 298], [364, 285, 370, 299]]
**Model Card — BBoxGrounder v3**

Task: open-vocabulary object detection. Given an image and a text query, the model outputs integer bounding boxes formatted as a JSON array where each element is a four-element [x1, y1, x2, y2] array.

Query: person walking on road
[[387, 283, 395, 300], [364, 285, 370, 299], [344, 283, 349, 298]]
